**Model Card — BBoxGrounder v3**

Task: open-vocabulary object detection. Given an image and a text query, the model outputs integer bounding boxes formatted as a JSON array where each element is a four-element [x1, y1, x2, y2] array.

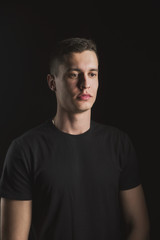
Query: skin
[[0, 50, 150, 240], [120, 185, 150, 240], [1, 199, 32, 240], [47, 50, 99, 135]]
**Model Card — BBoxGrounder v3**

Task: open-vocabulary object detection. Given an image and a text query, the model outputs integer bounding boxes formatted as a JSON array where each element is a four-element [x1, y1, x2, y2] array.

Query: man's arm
[[120, 184, 150, 240], [0, 198, 32, 240]]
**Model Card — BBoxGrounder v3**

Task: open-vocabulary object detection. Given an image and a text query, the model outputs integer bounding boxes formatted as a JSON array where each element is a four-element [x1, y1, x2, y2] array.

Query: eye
[[89, 72, 97, 77], [68, 72, 79, 79]]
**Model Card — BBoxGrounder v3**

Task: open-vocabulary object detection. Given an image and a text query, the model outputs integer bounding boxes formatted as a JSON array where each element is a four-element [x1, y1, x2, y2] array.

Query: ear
[[47, 74, 56, 92]]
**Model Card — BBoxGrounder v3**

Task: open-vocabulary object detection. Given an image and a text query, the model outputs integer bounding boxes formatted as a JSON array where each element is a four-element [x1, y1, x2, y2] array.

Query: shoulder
[[91, 120, 134, 152], [11, 118, 53, 148], [91, 120, 128, 139]]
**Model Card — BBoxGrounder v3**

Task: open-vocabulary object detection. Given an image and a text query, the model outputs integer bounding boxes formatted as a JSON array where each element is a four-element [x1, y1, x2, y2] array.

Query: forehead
[[62, 50, 98, 69]]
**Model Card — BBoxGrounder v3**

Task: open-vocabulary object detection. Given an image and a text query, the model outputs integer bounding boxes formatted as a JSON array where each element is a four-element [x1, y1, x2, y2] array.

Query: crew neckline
[[48, 117, 93, 137]]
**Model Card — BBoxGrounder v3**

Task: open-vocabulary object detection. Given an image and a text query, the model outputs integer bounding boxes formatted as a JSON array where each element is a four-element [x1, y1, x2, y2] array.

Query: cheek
[[56, 81, 68, 100], [66, 81, 78, 95], [93, 81, 99, 91]]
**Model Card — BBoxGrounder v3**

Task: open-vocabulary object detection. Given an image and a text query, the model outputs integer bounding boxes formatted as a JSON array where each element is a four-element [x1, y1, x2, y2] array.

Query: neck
[[53, 109, 91, 135]]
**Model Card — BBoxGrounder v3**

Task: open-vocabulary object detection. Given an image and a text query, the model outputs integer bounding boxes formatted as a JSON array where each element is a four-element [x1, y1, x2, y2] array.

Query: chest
[[32, 137, 120, 198]]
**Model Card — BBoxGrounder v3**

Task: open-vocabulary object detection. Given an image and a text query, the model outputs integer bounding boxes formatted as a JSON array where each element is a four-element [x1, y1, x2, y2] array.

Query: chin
[[73, 98, 95, 112], [76, 104, 93, 113], [73, 108, 91, 114]]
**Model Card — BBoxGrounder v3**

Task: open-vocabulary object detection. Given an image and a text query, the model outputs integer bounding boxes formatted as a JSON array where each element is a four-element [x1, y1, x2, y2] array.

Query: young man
[[0, 38, 150, 240]]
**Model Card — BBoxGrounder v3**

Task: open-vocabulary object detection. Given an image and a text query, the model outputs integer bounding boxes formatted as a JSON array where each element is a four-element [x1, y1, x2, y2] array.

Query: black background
[[0, 3, 159, 239]]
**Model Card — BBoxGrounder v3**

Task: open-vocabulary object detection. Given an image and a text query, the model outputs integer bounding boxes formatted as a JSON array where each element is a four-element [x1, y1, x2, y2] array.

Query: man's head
[[49, 37, 98, 77], [47, 37, 99, 114]]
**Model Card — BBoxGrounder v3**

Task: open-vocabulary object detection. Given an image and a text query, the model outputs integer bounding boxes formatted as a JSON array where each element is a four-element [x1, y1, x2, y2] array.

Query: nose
[[78, 73, 90, 90]]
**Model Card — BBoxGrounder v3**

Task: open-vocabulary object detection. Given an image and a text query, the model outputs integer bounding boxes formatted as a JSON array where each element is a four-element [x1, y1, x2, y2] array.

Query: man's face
[[54, 50, 99, 114]]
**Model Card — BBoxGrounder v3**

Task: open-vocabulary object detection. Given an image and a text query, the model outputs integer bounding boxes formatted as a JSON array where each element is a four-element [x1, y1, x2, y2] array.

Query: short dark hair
[[49, 37, 98, 76]]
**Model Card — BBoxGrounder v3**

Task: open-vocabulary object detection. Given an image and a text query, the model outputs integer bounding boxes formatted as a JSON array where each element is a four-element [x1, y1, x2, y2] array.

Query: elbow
[[126, 220, 151, 240]]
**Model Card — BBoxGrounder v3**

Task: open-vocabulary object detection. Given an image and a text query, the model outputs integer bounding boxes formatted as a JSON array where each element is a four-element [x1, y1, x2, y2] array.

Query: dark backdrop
[[0, 3, 159, 239]]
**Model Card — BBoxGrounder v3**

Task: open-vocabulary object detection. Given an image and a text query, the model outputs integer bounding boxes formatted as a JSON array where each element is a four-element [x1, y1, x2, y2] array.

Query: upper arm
[[120, 184, 150, 234], [1, 198, 32, 240]]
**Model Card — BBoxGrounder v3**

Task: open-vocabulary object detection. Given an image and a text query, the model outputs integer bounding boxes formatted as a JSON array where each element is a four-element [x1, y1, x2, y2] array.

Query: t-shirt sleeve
[[0, 139, 32, 200], [119, 131, 141, 190]]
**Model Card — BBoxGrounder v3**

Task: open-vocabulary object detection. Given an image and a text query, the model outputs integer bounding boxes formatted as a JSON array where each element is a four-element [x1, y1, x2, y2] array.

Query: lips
[[77, 94, 92, 100]]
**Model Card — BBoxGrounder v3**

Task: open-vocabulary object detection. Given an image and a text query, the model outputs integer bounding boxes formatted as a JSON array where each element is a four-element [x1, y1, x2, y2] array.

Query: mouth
[[77, 94, 92, 101]]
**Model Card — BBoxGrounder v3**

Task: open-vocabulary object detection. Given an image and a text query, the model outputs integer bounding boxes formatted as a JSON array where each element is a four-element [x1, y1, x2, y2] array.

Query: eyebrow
[[67, 68, 98, 72]]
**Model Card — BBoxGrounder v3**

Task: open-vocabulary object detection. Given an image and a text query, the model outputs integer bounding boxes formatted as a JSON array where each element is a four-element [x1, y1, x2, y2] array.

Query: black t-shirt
[[0, 118, 141, 240]]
